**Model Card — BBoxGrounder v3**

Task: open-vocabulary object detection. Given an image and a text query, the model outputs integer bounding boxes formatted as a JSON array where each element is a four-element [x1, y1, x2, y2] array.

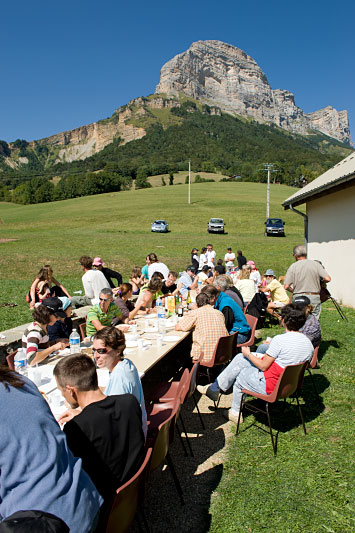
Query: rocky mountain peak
[[156, 40, 352, 146]]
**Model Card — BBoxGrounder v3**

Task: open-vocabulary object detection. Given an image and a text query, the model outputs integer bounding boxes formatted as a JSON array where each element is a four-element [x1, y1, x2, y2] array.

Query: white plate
[[57, 348, 71, 356], [144, 326, 158, 333], [125, 340, 138, 348], [163, 335, 181, 342]]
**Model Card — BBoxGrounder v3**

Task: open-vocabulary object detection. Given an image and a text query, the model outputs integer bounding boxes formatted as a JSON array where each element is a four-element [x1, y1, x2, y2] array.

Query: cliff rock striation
[[155, 40, 352, 145]]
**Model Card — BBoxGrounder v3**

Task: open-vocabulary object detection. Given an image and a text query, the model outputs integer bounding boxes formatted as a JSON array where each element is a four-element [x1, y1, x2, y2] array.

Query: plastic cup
[[137, 339, 144, 351], [130, 324, 138, 333], [156, 335, 163, 348]]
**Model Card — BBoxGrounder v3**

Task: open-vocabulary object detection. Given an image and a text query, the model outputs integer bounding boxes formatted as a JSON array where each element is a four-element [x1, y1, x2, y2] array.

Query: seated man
[[71, 256, 110, 308], [54, 354, 145, 502], [86, 288, 127, 337], [176, 265, 198, 297], [259, 269, 289, 319], [201, 285, 250, 344], [197, 265, 215, 286], [175, 292, 228, 364], [161, 271, 178, 295], [198, 304, 314, 423], [213, 275, 244, 310]]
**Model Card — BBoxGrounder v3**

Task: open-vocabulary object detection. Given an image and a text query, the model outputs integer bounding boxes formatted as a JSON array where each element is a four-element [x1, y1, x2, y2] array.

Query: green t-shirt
[[86, 303, 122, 336]]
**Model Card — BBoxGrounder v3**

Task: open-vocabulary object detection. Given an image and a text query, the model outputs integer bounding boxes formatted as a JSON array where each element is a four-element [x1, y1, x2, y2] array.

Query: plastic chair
[[78, 321, 87, 341], [147, 400, 185, 505], [6, 349, 17, 371], [103, 447, 153, 533], [299, 345, 320, 398], [236, 314, 258, 349], [236, 361, 308, 455]]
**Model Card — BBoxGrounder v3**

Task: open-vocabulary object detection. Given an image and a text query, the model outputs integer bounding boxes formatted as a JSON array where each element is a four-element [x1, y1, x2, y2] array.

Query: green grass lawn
[[209, 303, 354, 533], [0, 181, 304, 330]]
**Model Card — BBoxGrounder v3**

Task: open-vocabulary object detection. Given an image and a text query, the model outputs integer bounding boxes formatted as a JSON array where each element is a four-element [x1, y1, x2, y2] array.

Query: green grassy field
[[0, 181, 303, 329]]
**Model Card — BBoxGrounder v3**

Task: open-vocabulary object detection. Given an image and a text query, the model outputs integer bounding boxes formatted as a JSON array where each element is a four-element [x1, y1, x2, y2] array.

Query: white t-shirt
[[206, 250, 216, 267], [250, 270, 261, 289], [82, 269, 110, 304], [224, 252, 235, 265], [199, 253, 208, 270], [148, 262, 169, 280], [266, 331, 314, 367]]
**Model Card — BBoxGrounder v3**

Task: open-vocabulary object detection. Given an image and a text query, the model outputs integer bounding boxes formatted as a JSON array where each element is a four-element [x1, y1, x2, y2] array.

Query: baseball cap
[[293, 295, 311, 307], [192, 248, 199, 252], [58, 296, 72, 311], [42, 297, 67, 318], [265, 269, 275, 276], [186, 265, 196, 274], [93, 257, 104, 266]]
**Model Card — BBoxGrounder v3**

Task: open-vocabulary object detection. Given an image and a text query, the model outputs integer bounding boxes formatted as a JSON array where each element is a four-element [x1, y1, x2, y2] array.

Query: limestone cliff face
[[156, 40, 352, 145]]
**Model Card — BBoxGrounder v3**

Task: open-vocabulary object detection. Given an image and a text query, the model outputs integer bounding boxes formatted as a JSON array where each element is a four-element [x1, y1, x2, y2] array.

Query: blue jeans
[[256, 343, 268, 354], [236, 331, 250, 345], [213, 353, 266, 413]]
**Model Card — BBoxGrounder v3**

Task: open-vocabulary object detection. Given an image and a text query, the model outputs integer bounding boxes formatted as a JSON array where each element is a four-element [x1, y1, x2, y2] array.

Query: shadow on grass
[[318, 339, 339, 362]]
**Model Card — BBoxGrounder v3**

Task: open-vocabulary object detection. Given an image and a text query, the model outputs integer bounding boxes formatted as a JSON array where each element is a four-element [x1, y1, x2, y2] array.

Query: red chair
[[102, 447, 153, 533], [78, 321, 87, 341], [236, 314, 258, 349], [6, 349, 17, 371], [236, 361, 308, 455]]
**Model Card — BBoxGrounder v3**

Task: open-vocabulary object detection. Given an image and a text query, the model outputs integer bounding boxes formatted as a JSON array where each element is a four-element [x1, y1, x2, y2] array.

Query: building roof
[[283, 151, 355, 208]]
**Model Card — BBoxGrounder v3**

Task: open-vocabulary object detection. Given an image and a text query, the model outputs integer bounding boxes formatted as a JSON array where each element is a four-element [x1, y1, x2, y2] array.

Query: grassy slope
[[209, 304, 354, 532], [0, 181, 303, 329]]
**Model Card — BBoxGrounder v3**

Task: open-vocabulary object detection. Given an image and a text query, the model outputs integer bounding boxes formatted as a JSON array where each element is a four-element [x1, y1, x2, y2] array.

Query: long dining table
[[33, 314, 191, 418]]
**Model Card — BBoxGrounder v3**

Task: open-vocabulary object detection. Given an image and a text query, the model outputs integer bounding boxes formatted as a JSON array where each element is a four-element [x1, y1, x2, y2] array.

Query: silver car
[[208, 218, 225, 234], [151, 220, 169, 233]]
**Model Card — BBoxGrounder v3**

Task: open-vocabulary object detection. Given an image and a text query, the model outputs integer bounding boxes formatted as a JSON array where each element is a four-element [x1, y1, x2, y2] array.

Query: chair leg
[[236, 393, 244, 435], [207, 368, 211, 383], [192, 392, 205, 430], [176, 421, 188, 457], [265, 402, 277, 456], [295, 394, 307, 435], [179, 413, 194, 457], [166, 451, 185, 505]]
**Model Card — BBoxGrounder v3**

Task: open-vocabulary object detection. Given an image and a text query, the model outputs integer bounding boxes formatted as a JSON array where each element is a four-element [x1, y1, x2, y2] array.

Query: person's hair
[[239, 265, 250, 280], [201, 285, 220, 300], [147, 278, 163, 293], [130, 266, 141, 278], [79, 256, 93, 269], [100, 288, 113, 298], [218, 274, 234, 287], [293, 245, 307, 258], [196, 293, 210, 308], [93, 326, 126, 358], [281, 304, 307, 331], [168, 271, 178, 279], [217, 259, 223, 266], [148, 253, 158, 263], [54, 354, 98, 391], [119, 283, 132, 297], [151, 271, 164, 281], [33, 305, 55, 325], [201, 247, 207, 252], [191, 249, 198, 254], [237, 250, 242, 255], [207, 243, 213, 248], [213, 276, 229, 292], [37, 264, 53, 282], [202, 265, 210, 273], [0, 365, 24, 390], [294, 302, 314, 317]]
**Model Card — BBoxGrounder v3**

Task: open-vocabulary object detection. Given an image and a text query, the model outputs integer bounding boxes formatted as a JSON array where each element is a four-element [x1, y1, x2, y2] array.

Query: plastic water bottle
[[69, 328, 80, 354], [157, 306, 166, 335], [14, 348, 27, 375]]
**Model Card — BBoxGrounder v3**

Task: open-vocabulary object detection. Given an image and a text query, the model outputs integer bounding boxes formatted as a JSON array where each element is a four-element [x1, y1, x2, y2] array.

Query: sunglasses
[[92, 347, 109, 354], [99, 297, 112, 302]]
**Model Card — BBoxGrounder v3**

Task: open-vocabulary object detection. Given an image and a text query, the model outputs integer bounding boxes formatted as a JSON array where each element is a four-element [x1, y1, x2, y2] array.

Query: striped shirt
[[22, 322, 49, 364], [175, 304, 228, 363], [86, 303, 122, 337]]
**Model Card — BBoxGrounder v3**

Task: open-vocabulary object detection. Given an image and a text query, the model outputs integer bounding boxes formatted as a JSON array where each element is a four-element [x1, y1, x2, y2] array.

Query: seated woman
[[22, 305, 68, 366], [235, 265, 256, 306], [44, 297, 73, 344], [129, 266, 144, 295], [28, 265, 70, 310], [0, 366, 102, 531], [129, 278, 163, 320], [113, 283, 135, 321]]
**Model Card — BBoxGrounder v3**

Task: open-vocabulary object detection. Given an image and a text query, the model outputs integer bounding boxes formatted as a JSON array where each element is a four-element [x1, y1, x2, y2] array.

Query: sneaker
[[221, 409, 243, 424], [197, 384, 220, 402]]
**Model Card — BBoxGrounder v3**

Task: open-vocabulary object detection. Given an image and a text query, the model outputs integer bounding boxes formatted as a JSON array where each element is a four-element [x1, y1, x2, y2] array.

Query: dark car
[[264, 218, 285, 237]]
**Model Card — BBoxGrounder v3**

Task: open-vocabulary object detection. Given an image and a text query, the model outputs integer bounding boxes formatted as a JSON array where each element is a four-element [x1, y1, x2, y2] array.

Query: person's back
[[64, 394, 145, 500], [82, 269, 110, 302], [0, 373, 102, 532], [285, 259, 326, 294]]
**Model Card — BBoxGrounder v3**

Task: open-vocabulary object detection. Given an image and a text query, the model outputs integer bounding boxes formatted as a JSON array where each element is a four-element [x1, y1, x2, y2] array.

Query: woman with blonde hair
[[129, 266, 144, 295], [235, 265, 256, 306], [28, 265, 70, 309]]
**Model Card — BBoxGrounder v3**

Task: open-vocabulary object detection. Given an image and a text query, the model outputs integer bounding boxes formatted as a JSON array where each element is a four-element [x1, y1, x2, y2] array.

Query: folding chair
[[236, 361, 308, 455], [78, 321, 87, 341], [236, 314, 258, 349], [6, 349, 17, 371]]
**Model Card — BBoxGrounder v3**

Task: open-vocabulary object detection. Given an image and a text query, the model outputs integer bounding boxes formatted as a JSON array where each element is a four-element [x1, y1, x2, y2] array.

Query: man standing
[[86, 288, 126, 337], [92, 257, 122, 288], [237, 250, 247, 269], [71, 256, 110, 308], [284, 245, 331, 319], [54, 354, 145, 502], [175, 292, 228, 364], [206, 244, 216, 268], [224, 247, 235, 272]]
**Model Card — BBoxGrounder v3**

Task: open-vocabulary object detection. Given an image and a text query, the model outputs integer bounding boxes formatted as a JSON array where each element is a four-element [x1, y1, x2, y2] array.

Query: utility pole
[[257, 163, 279, 218], [188, 160, 191, 204]]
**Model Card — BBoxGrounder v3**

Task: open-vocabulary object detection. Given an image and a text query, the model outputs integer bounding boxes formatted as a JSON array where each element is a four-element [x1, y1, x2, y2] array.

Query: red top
[[263, 361, 283, 394]]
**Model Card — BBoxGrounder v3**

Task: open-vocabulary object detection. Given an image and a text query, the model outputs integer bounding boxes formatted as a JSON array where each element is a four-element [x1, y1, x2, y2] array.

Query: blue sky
[[1, 0, 354, 144]]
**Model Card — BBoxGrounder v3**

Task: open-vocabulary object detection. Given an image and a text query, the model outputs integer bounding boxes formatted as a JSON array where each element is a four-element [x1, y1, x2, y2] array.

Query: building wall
[[307, 184, 355, 307]]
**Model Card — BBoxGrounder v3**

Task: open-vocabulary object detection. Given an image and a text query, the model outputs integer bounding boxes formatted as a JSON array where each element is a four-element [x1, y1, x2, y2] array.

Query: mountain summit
[[156, 40, 352, 145]]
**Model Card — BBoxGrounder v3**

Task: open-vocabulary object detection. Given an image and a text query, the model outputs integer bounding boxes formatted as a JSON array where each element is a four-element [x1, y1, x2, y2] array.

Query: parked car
[[264, 218, 285, 237], [151, 220, 169, 233], [208, 218, 225, 234]]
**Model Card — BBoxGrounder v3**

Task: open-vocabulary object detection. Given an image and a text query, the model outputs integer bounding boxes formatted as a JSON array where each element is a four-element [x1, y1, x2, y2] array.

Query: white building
[[283, 152, 355, 308]]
